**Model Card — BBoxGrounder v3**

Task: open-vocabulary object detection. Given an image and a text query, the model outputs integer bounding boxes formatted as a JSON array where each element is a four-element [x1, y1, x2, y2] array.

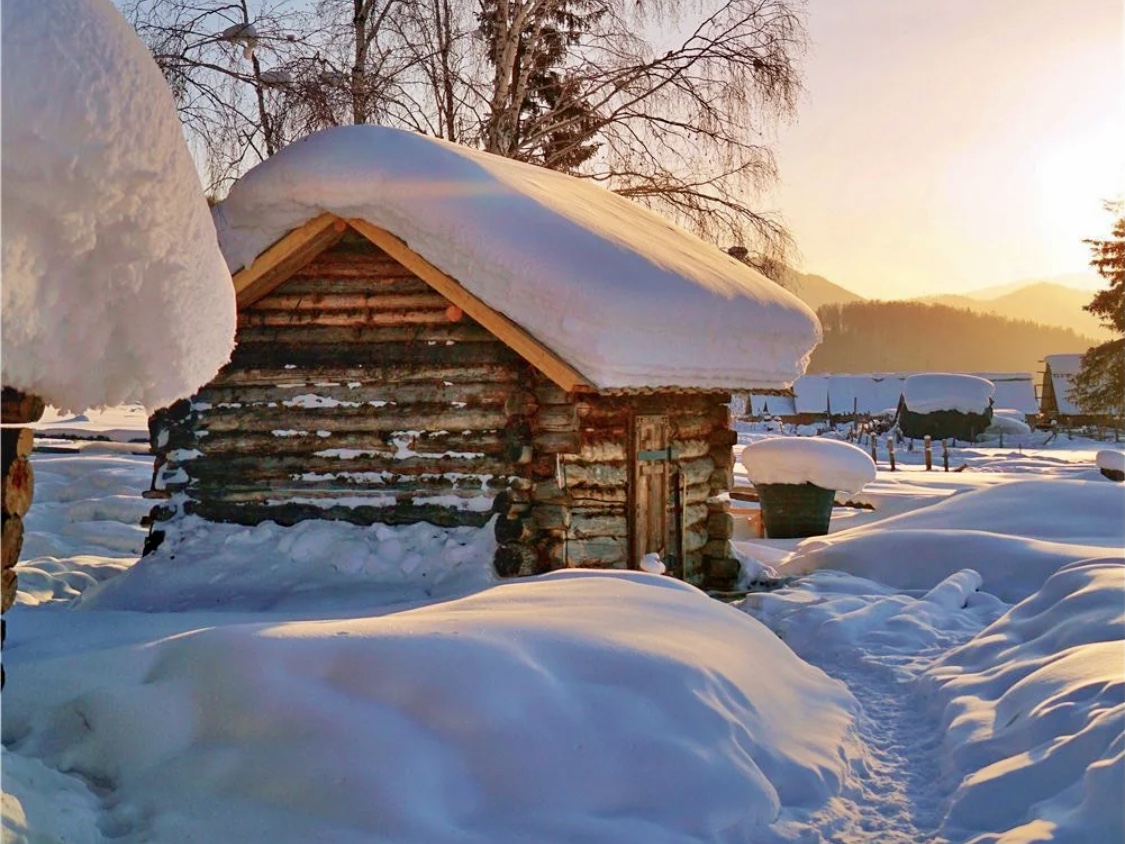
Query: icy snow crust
[[0, 0, 236, 412], [902, 373, 995, 414], [741, 436, 876, 493], [215, 125, 821, 390]]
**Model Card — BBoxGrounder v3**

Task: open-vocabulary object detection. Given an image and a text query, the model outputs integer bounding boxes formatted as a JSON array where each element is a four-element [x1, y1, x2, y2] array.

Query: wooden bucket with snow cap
[[741, 436, 876, 540], [755, 482, 836, 538]]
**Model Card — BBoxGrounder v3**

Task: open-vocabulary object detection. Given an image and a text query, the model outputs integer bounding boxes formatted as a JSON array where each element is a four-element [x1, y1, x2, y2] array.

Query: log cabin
[[146, 126, 820, 590]]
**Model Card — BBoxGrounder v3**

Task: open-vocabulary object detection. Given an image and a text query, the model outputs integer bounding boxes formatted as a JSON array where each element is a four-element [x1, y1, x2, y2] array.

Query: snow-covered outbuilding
[[895, 373, 994, 441], [147, 126, 820, 588], [739, 372, 1036, 426], [1037, 354, 1110, 427]]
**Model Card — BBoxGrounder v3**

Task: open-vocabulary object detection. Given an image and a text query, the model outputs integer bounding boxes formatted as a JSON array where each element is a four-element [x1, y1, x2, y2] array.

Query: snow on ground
[[1, 0, 235, 411], [3, 419, 1123, 842], [214, 125, 820, 391]]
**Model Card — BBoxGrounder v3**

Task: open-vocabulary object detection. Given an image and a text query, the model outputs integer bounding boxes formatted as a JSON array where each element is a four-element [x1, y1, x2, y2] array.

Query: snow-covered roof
[[793, 374, 904, 417], [902, 374, 994, 414], [0, 0, 236, 412], [974, 373, 1039, 414], [1044, 354, 1084, 415], [214, 125, 821, 391], [741, 436, 876, 493]]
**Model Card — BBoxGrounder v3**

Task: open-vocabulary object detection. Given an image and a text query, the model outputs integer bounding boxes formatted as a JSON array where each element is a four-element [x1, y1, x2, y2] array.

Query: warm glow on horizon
[[769, 0, 1124, 301]]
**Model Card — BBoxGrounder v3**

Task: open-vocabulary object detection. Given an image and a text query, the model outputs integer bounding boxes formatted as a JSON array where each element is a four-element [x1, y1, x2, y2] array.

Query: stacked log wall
[[515, 383, 739, 588], [149, 236, 535, 534]]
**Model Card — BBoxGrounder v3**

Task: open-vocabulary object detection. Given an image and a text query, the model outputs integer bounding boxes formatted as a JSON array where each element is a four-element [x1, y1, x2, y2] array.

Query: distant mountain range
[[779, 271, 1113, 342]]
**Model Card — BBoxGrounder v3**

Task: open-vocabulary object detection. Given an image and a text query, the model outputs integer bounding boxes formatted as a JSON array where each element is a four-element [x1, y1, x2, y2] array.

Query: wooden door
[[633, 414, 669, 568]]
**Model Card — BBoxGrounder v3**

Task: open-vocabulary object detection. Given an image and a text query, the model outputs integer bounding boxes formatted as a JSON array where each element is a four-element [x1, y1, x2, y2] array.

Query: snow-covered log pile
[[897, 373, 995, 441]]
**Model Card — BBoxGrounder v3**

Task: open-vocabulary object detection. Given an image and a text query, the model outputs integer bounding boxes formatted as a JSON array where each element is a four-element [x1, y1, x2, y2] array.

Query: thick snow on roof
[[1, 0, 236, 412], [741, 437, 876, 493], [214, 125, 821, 391], [902, 373, 994, 414]]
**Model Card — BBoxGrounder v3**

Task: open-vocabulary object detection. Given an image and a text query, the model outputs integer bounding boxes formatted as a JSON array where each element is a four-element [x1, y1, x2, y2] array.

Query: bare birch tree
[[129, 0, 806, 260]]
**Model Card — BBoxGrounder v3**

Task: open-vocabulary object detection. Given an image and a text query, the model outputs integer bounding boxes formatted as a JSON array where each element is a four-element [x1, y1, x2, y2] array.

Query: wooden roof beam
[[347, 218, 595, 394], [233, 213, 347, 308]]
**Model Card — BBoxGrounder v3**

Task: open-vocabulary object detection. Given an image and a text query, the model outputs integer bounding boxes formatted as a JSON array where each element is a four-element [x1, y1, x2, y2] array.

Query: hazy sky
[[766, 0, 1124, 299]]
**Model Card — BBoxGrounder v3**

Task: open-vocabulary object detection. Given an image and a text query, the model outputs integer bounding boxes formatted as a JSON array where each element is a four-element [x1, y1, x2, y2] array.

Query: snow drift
[[4, 571, 859, 844]]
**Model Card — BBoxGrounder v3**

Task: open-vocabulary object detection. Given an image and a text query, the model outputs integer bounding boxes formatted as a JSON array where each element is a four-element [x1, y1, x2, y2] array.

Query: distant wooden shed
[[894, 373, 994, 442], [146, 126, 819, 590], [1037, 354, 1111, 427]]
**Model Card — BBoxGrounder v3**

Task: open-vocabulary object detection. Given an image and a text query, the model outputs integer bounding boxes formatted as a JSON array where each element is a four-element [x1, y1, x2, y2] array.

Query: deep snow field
[[2, 408, 1122, 844]]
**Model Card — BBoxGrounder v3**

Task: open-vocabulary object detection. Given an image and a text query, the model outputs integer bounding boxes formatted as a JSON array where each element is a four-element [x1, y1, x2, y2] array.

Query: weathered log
[[493, 541, 538, 577], [569, 513, 627, 540], [189, 479, 503, 505], [212, 362, 528, 389], [188, 499, 495, 529], [706, 511, 734, 540], [181, 429, 511, 459], [1, 428, 34, 477], [2, 457, 35, 518], [534, 383, 571, 405], [186, 452, 517, 483], [532, 431, 580, 456], [227, 338, 522, 370], [236, 324, 497, 347], [701, 539, 732, 560], [1, 388, 45, 425], [572, 440, 627, 463], [198, 404, 511, 435], [274, 274, 431, 294], [2, 567, 18, 613], [241, 308, 461, 329], [532, 505, 571, 531], [249, 291, 451, 312], [543, 536, 627, 568], [676, 456, 716, 487], [556, 461, 627, 489], [536, 404, 579, 432], [198, 379, 523, 410]]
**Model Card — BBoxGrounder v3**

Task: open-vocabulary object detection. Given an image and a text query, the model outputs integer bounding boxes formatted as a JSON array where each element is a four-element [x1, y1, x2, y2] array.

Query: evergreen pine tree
[[1069, 204, 1124, 419]]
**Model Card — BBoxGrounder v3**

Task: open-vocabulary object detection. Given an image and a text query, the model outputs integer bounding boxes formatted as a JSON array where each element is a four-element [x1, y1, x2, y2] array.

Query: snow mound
[[1096, 449, 1125, 474], [1, 0, 236, 412], [5, 571, 859, 844], [78, 515, 500, 612], [214, 125, 820, 391], [903, 373, 994, 414], [923, 558, 1125, 844], [986, 409, 1032, 436], [741, 436, 876, 493], [782, 478, 1125, 601]]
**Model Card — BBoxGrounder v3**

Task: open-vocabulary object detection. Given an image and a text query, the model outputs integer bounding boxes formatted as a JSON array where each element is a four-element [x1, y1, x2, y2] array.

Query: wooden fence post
[[887, 436, 896, 471], [924, 435, 932, 471], [870, 436, 877, 464], [942, 438, 950, 472]]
